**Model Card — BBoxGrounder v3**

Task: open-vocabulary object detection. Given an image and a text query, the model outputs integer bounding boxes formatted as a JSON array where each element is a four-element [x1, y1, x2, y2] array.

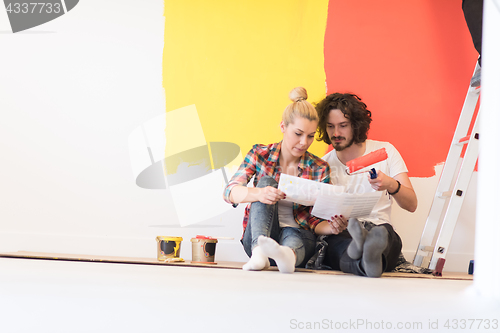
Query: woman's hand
[[314, 215, 348, 235], [327, 215, 348, 234], [258, 186, 286, 205]]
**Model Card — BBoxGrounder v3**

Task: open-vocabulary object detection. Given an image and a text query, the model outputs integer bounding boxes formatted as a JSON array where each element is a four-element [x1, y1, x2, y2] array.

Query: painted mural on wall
[[144, 0, 330, 226], [130, 0, 478, 226], [162, 0, 477, 180], [162, 0, 330, 159], [323, 0, 478, 177]]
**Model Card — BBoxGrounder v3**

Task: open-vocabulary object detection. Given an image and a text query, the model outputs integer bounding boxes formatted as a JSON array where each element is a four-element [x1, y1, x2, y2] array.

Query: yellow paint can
[[156, 236, 183, 261]]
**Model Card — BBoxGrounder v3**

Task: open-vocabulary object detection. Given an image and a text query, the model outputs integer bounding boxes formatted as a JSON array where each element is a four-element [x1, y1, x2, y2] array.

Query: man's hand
[[370, 171, 418, 212], [368, 170, 398, 192], [258, 186, 286, 205]]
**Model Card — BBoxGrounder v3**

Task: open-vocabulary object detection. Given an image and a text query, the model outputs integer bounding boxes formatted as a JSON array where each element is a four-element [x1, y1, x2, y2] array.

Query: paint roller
[[345, 148, 388, 179]]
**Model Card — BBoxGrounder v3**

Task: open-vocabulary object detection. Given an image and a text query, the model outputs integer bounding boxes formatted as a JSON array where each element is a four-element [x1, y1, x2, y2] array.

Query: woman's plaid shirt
[[223, 141, 331, 232]]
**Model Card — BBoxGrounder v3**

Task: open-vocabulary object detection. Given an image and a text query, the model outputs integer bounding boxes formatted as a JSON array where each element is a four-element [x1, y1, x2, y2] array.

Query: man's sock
[[258, 235, 296, 274], [362, 226, 389, 277], [242, 245, 270, 271], [347, 218, 367, 260]]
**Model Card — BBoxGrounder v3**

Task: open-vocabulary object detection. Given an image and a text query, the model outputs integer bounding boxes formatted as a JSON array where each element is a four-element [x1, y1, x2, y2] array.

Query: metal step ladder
[[413, 62, 481, 270]]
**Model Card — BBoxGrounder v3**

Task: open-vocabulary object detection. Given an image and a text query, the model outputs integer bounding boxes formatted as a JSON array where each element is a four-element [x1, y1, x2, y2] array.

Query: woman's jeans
[[240, 176, 316, 267]]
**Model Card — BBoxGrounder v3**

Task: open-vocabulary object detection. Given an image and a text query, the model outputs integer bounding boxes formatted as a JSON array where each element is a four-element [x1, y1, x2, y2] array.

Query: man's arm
[[369, 171, 417, 212]]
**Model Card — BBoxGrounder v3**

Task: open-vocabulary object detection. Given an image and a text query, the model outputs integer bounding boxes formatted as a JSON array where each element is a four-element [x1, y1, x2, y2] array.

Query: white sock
[[242, 246, 270, 271], [258, 235, 296, 274]]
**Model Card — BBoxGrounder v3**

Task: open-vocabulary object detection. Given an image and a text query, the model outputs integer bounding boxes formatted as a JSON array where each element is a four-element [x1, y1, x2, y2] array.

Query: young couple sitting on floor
[[223, 87, 417, 277]]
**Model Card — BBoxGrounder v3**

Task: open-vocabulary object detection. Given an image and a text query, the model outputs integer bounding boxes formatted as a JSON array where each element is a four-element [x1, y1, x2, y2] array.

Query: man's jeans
[[323, 222, 402, 276], [240, 176, 316, 267]]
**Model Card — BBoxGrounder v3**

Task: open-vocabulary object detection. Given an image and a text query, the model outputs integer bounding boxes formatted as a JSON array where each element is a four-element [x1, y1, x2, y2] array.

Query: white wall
[[0, 0, 476, 272], [474, 0, 500, 298]]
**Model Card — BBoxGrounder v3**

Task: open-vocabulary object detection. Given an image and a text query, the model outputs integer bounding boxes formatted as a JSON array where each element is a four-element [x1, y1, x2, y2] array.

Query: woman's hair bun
[[289, 87, 308, 103]]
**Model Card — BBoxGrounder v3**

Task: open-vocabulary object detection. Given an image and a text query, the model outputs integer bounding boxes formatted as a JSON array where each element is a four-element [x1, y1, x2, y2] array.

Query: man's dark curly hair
[[315, 93, 372, 145]]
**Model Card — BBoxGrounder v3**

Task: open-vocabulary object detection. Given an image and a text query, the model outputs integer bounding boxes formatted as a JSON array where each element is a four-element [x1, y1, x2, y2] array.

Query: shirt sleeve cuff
[[223, 183, 239, 207]]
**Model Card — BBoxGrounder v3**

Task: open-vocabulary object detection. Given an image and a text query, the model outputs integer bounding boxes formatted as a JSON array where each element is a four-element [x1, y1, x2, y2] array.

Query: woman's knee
[[256, 176, 278, 188]]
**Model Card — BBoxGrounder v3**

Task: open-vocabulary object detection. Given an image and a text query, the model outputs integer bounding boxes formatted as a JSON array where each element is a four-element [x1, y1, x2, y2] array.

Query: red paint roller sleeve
[[346, 148, 388, 173]]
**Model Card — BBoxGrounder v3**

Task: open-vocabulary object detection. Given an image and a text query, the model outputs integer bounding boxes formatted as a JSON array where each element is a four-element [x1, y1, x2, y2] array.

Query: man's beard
[[331, 136, 354, 151]]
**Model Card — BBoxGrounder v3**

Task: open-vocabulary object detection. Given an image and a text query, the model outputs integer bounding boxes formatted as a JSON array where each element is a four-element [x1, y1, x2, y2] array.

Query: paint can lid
[[191, 236, 218, 243], [195, 235, 215, 239], [156, 236, 183, 242]]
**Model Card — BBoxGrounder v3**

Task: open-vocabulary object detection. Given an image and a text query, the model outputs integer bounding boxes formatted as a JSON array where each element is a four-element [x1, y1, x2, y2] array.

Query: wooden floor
[[0, 251, 473, 281]]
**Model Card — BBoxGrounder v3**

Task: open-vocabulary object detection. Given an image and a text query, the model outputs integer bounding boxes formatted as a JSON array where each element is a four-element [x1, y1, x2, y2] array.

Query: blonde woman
[[223, 87, 333, 273]]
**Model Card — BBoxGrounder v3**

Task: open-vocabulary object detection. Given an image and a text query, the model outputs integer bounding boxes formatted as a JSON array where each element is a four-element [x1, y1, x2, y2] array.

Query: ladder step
[[457, 135, 470, 145], [416, 247, 433, 256], [455, 133, 479, 146], [469, 86, 481, 94], [438, 191, 452, 198], [438, 189, 466, 198]]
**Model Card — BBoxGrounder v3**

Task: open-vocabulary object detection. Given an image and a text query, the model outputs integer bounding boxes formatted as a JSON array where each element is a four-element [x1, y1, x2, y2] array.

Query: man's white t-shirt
[[322, 140, 408, 225]]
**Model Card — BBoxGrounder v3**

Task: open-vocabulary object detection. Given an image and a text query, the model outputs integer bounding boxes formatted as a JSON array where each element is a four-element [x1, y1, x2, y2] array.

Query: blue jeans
[[240, 176, 316, 267]]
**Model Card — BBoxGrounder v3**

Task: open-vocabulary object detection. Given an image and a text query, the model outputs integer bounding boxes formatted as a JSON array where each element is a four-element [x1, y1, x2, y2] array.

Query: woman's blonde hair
[[282, 87, 319, 126]]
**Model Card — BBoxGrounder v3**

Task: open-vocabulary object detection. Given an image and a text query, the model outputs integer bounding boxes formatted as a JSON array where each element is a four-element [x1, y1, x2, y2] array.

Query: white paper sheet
[[277, 174, 344, 206], [311, 191, 383, 220], [277, 174, 382, 219]]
